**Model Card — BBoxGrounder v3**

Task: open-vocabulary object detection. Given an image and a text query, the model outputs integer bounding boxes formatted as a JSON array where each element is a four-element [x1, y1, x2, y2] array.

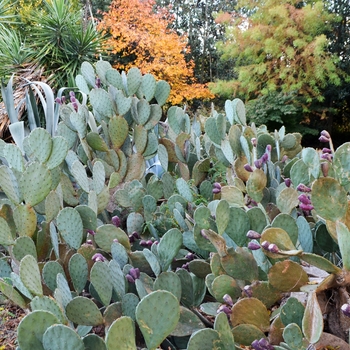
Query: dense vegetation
[[0, 0, 350, 349]]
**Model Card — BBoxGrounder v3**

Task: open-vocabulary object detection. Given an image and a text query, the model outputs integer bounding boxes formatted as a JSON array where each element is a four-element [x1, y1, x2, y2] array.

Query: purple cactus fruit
[[322, 147, 332, 154], [146, 240, 153, 247], [341, 304, 350, 317], [248, 242, 261, 250], [261, 153, 269, 163], [281, 155, 288, 163], [69, 91, 75, 98], [284, 178, 291, 187], [213, 182, 222, 190], [55, 97, 62, 105], [251, 138, 257, 147], [212, 187, 221, 194], [246, 230, 261, 239], [296, 183, 311, 192], [321, 130, 331, 138], [129, 267, 140, 280], [266, 144, 272, 152], [72, 101, 78, 112], [70, 96, 76, 103], [126, 274, 135, 283], [185, 253, 195, 260], [223, 294, 234, 306], [112, 239, 119, 243], [61, 96, 66, 103], [321, 162, 329, 177], [92, 253, 106, 262], [87, 229, 95, 236], [320, 153, 333, 162], [298, 194, 311, 205], [251, 339, 263, 350], [217, 305, 232, 316], [95, 77, 101, 88], [181, 262, 190, 271], [86, 239, 93, 245], [261, 241, 270, 250], [129, 235, 135, 243], [243, 285, 253, 297], [140, 240, 148, 247], [111, 215, 121, 227], [319, 135, 330, 143], [244, 164, 254, 172], [132, 231, 140, 239], [268, 243, 279, 253], [254, 159, 262, 169], [299, 203, 314, 211]]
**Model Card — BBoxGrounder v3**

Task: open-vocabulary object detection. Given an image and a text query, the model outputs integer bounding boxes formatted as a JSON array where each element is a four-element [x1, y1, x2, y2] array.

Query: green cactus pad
[[42, 324, 85, 350], [0, 166, 21, 204], [0, 217, 15, 246], [205, 117, 221, 147], [188, 260, 211, 279], [13, 236, 37, 261], [30, 296, 66, 324], [177, 269, 206, 308], [143, 248, 161, 276], [154, 272, 182, 302], [56, 207, 83, 249], [90, 261, 113, 306], [10, 271, 33, 299], [260, 227, 296, 259], [136, 290, 180, 350], [42, 261, 65, 291], [157, 228, 182, 271], [302, 292, 323, 343], [105, 316, 136, 350], [220, 247, 259, 282], [17, 310, 59, 350], [103, 303, 123, 329], [56, 273, 73, 308], [134, 124, 148, 153], [249, 281, 281, 308], [187, 328, 222, 350], [126, 67, 142, 96], [0, 259, 11, 278], [225, 207, 250, 246], [268, 260, 308, 292], [13, 204, 37, 237], [297, 216, 313, 252], [246, 169, 267, 203], [81, 61, 96, 87], [311, 177, 348, 221], [210, 274, 241, 302], [109, 115, 129, 149], [122, 293, 139, 320], [336, 222, 350, 271], [28, 128, 53, 163], [66, 296, 104, 326], [271, 213, 298, 245], [143, 131, 158, 158], [3, 143, 24, 172], [45, 190, 61, 223], [171, 306, 205, 337], [280, 297, 304, 329], [154, 80, 170, 106], [276, 187, 299, 214], [124, 153, 146, 182], [140, 73, 156, 101], [290, 159, 310, 187], [70, 111, 87, 138], [106, 68, 123, 89], [247, 207, 268, 233], [83, 334, 107, 350], [75, 74, 90, 94], [20, 255, 43, 296], [68, 253, 88, 294], [231, 324, 266, 346], [20, 162, 52, 206], [0, 280, 27, 308], [332, 142, 350, 187], [95, 224, 130, 252], [144, 104, 162, 130], [109, 259, 126, 300], [302, 147, 320, 179], [90, 88, 115, 118], [282, 323, 304, 349], [214, 311, 235, 350], [230, 297, 270, 332], [111, 241, 129, 268]]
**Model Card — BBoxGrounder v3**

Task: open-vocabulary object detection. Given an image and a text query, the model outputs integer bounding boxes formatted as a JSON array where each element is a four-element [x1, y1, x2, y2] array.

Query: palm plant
[[28, 0, 104, 88]]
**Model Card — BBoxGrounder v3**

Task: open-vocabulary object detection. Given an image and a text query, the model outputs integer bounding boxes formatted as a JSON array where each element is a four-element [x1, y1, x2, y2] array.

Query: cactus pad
[[42, 324, 85, 350], [105, 316, 136, 350]]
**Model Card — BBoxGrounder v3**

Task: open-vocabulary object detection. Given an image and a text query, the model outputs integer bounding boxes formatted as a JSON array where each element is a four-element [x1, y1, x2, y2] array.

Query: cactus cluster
[[1, 59, 350, 348]]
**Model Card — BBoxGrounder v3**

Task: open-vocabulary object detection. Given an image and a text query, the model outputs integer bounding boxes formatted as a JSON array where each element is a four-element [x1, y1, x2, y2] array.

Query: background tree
[[155, 0, 237, 84], [98, 0, 214, 105], [210, 0, 350, 135]]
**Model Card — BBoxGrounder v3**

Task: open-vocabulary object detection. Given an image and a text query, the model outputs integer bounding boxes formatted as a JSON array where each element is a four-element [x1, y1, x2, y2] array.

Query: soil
[[0, 303, 26, 350]]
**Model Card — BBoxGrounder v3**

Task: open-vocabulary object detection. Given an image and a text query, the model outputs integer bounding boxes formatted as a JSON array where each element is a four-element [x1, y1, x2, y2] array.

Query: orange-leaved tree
[[98, 0, 214, 104]]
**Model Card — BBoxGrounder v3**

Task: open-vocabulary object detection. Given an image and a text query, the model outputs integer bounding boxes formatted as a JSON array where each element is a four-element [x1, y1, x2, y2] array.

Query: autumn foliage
[[98, 0, 214, 104]]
